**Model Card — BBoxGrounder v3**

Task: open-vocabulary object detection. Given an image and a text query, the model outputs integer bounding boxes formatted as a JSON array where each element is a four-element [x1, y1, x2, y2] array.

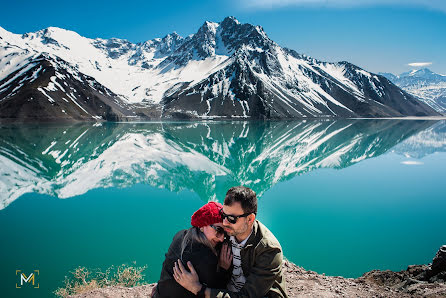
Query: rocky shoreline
[[71, 245, 446, 297]]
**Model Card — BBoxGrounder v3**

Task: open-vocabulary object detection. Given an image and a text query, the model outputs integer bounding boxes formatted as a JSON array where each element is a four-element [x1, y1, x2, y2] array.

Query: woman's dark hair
[[224, 186, 257, 214], [180, 227, 216, 262]]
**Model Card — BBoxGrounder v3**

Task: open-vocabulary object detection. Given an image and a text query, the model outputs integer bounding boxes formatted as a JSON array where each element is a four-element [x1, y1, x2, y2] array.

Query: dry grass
[[54, 262, 147, 297]]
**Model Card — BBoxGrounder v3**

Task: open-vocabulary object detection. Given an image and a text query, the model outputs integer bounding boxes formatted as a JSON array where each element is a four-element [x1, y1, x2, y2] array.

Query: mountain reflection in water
[[0, 119, 444, 210]]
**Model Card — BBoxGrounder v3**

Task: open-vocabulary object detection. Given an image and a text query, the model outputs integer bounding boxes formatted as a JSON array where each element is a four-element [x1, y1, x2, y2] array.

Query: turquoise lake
[[0, 119, 445, 297]]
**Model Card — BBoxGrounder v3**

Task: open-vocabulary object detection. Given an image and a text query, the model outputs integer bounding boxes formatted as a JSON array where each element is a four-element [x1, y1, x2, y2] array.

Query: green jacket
[[210, 220, 288, 298]]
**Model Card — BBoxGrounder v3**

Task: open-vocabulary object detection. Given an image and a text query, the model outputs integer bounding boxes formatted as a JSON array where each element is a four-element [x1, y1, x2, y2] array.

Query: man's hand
[[173, 259, 202, 294], [219, 242, 232, 270]]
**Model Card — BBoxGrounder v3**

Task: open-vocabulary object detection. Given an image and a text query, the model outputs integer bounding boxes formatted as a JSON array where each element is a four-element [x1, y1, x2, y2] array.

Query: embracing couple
[[152, 186, 288, 298]]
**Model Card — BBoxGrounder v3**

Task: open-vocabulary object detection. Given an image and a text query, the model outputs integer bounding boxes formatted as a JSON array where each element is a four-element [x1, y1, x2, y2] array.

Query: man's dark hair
[[224, 186, 257, 214]]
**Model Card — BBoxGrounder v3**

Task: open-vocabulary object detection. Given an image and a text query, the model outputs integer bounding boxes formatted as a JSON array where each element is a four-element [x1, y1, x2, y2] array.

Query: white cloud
[[408, 62, 433, 67], [401, 160, 424, 165], [242, 0, 446, 12]]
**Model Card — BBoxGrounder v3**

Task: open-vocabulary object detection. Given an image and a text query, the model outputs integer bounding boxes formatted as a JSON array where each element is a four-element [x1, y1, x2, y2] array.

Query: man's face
[[222, 202, 253, 237]]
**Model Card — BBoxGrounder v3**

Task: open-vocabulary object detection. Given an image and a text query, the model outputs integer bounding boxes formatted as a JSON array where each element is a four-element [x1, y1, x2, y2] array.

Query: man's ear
[[248, 213, 256, 224]]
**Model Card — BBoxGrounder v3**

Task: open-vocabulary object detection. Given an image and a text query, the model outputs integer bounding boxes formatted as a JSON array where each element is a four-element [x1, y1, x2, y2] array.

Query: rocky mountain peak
[[39, 27, 68, 36], [163, 20, 222, 63], [20, 27, 70, 47], [30, 27, 82, 42], [158, 17, 276, 66], [416, 68, 435, 75], [199, 21, 219, 34], [402, 68, 436, 78], [140, 31, 184, 55], [220, 16, 240, 28], [397, 68, 446, 82], [159, 32, 183, 53], [219, 18, 274, 54], [92, 37, 135, 59], [194, 20, 219, 47], [162, 31, 182, 42]]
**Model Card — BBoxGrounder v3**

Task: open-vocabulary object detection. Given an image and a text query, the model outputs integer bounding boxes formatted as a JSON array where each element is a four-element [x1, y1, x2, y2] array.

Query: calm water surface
[[0, 120, 445, 297]]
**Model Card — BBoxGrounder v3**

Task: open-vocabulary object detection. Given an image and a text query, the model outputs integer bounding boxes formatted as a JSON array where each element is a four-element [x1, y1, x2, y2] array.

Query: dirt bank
[[71, 246, 446, 297]]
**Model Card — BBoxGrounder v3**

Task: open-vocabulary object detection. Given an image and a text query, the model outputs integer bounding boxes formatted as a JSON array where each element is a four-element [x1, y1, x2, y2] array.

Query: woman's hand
[[219, 242, 233, 270], [173, 259, 202, 294]]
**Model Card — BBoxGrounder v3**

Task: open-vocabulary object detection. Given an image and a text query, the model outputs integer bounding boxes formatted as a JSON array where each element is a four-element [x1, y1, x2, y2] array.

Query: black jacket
[[210, 221, 287, 297], [154, 229, 231, 298]]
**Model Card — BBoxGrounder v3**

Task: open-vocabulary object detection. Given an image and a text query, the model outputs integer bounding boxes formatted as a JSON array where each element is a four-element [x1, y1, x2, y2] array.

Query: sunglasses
[[210, 224, 225, 236], [220, 209, 252, 224]]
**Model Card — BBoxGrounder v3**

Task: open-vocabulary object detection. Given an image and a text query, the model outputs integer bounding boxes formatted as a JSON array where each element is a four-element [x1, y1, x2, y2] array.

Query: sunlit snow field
[[0, 119, 445, 298]]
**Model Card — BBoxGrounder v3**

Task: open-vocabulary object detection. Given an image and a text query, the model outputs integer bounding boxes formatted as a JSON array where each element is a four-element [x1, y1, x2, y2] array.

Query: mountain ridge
[[379, 68, 446, 113], [0, 17, 439, 121]]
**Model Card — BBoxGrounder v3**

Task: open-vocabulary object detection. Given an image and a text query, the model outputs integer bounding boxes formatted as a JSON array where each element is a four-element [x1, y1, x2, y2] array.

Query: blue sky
[[1, 0, 444, 74]]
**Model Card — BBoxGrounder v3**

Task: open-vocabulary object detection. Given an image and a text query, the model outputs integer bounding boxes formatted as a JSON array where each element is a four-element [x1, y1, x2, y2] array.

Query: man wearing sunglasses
[[174, 186, 287, 297]]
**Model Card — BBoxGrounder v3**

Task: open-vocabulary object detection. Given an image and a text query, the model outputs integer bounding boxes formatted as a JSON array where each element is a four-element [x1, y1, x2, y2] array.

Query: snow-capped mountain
[[0, 120, 437, 210], [0, 52, 139, 121], [0, 17, 439, 121], [379, 68, 446, 113], [392, 120, 446, 158]]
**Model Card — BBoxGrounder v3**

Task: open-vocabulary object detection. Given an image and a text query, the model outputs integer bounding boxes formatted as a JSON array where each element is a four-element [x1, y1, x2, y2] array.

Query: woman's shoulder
[[164, 229, 188, 256], [183, 242, 217, 266], [172, 229, 188, 242]]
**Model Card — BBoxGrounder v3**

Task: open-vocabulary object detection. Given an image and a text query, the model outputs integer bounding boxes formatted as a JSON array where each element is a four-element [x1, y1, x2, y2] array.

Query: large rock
[[432, 245, 446, 275], [360, 245, 446, 297]]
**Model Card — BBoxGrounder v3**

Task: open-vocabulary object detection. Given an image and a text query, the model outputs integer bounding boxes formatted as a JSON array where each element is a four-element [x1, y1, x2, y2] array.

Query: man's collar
[[231, 228, 253, 246], [241, 220, 259, 248]]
